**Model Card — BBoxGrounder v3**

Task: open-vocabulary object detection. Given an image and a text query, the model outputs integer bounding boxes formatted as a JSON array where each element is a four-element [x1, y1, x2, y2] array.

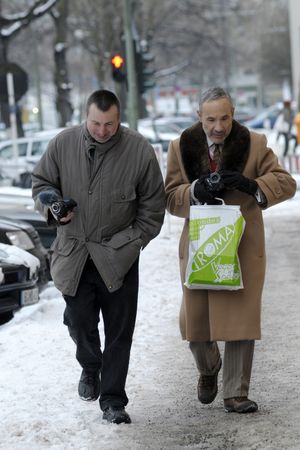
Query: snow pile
[[0, 243, 40, 278]]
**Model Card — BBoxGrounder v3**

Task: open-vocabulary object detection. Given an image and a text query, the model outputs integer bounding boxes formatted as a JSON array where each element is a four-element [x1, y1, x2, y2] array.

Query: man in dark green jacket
[[32, 90, 165, 424]]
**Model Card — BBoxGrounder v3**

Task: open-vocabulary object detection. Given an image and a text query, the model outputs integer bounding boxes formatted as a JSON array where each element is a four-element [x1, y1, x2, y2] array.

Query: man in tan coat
[[165, 87, 296, 413]]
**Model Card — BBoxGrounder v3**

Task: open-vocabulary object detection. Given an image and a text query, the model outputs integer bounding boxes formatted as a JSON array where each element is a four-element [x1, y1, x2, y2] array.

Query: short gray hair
[[199, 87, 234, 111]]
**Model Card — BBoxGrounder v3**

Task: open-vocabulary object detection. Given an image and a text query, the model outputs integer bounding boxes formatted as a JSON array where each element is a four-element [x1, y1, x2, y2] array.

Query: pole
[[288, 0, 300, 110], [33, 31, 44, 130], [6, 72, 18, 168], [122, 0, 138, 130]]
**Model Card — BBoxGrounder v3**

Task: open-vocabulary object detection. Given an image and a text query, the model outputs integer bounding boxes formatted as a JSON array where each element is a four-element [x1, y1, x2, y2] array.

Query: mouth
[[213, 135, 224, 141], [96, 135, 108, 141]]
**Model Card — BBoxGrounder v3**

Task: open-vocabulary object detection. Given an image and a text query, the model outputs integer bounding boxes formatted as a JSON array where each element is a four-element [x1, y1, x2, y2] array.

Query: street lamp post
[[122, 0, 138, 130]]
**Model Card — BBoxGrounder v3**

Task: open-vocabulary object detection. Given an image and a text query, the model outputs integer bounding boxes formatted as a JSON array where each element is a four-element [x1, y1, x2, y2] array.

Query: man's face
[[197, 97, 234, 144], [86, 103, 120, 143]]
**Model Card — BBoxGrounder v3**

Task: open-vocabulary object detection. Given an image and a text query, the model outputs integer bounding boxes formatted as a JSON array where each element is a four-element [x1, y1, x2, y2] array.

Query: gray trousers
[[189, 340, 254, 399]]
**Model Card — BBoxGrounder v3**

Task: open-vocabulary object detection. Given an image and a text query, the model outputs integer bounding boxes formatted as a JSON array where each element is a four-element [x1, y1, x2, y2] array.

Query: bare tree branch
[[0, 0, 57, 39]]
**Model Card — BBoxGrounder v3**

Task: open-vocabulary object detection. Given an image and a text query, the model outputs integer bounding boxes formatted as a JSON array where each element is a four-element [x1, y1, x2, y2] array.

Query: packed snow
[[0, 187, 300, 449]]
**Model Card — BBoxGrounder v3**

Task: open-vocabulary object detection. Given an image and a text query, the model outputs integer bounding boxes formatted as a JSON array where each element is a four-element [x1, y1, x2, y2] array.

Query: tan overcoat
[[165, 121, 296, 342]]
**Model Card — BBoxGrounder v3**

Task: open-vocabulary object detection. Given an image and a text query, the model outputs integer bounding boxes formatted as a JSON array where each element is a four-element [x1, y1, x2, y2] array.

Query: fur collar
[[180, 120, 250, 182]]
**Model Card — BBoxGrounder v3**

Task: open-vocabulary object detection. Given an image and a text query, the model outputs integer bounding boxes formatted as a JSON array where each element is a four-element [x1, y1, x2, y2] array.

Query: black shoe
[[224, 397, 258, 413], [78, 368, 100, 401], [102, 406, 131, 424], [197, 361, 222, 404]]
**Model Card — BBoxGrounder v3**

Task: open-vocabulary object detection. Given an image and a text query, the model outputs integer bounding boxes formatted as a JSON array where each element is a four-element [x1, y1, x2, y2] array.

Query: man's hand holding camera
[[38, 191, 77, 225], [193, 172, 224, 204], [50, 199, 77, 224], [192, 170, 258, 204], [219, 170, 258, 196]]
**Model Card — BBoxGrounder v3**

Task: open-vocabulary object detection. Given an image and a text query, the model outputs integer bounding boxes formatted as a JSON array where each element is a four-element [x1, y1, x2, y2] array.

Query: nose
[[98, 125, 106, 136], [214, 120, 224, 132]]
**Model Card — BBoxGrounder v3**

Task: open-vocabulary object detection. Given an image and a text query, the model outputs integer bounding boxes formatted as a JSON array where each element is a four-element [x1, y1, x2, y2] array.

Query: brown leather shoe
[[224, 397, 258, 413], [197, 361, 222, 404]]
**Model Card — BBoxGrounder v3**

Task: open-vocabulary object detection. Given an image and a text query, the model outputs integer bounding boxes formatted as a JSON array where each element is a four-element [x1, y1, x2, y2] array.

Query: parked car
[[147, 115, 196, 132], [140, 122, 179, 152], [0, 187, 57, 250], [0, 217, 51, 288], [244, 103, 283, 129], [234, 107, 256, 124], [138, 115, 196, 152], [0, 243, 40, 324], [0, 128, 65, 186]]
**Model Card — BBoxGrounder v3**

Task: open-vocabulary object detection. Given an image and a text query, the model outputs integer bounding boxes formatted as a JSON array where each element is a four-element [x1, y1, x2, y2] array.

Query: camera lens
[[204, 172, 224, 192], [51, 202, 61, 214], [209, 172, 221, 184]]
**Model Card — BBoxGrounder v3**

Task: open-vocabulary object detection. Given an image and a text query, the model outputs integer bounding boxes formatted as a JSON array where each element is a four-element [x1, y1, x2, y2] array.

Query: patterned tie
[[213, 143, 221, 167]]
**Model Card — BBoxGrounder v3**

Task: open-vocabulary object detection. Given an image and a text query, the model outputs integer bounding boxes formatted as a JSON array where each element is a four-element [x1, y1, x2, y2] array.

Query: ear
[[197, 110, 202, 122]]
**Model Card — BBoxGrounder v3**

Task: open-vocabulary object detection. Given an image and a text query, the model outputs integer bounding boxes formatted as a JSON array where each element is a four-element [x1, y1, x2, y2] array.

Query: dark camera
[[50, 199, 77, 219], [204, 172, 224, 192]]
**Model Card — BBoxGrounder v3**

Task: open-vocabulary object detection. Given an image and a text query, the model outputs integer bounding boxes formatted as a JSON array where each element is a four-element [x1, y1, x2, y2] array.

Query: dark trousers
[[277, 131, 298, 156], [63, 257, 139, 410]]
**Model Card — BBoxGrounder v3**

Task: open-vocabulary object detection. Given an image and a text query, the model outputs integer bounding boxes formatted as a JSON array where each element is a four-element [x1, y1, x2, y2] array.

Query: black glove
[[193, 176, 222, 204], [220, 170, 258, 195]]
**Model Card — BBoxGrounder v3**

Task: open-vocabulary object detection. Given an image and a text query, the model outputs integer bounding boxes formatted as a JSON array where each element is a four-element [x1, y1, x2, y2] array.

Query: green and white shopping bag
[[185, 202, 245, 290]]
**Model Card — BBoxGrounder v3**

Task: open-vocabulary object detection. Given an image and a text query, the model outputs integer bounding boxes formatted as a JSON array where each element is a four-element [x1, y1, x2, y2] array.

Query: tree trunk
[[0, 37, 24, 136], [53, 0, 73, 127]]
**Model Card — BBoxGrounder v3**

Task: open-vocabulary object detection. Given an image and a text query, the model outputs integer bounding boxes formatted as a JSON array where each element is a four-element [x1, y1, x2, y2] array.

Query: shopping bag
[[185, 202, 245, 290]]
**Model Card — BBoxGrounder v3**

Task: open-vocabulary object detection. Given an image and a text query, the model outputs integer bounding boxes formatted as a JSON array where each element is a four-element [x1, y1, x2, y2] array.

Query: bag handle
[[197, 197, 225, 206]]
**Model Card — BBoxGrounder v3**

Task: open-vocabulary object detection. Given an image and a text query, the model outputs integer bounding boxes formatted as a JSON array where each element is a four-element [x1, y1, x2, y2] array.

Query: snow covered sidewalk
[[1, 196, 300, 449]]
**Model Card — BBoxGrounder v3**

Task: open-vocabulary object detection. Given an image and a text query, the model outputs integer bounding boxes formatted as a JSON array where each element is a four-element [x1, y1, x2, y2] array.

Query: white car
[[138, 115, 195, 152], [0, 128, 65, 185], [0, 243, 40, 323]]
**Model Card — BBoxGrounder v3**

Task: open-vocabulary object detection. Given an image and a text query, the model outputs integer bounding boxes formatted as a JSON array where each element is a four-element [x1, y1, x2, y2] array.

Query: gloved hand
[[220, 170, 258, 195], [50, 198, 77, 219], [38, 191, 77, 225], [193, 176, 222, 204]]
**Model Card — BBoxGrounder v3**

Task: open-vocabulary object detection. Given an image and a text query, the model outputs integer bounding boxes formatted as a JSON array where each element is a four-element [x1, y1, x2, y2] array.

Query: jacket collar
[[83, 123, 122, 158], [179, 120, 251, 182]]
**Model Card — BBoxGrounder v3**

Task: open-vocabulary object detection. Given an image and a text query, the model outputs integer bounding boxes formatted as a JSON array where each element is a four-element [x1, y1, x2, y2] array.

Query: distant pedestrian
[[165, 87, 296, 413], [274, 100, 295, 156], [32, 89, 165, 424]]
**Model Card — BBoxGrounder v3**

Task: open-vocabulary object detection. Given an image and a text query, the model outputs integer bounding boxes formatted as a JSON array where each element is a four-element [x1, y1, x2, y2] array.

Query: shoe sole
[[79, 395, 99, 401], [103, 416, 131, 424], [102, 413, 131, 424], [224, 405, 258, 413], [199, 392, 218, 404]]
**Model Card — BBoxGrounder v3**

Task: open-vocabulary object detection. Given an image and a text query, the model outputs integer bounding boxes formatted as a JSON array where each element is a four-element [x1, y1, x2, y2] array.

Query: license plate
[[20, 287, 39, 306]]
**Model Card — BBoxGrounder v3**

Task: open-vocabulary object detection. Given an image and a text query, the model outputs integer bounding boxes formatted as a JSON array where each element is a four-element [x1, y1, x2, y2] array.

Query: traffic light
[[111, 54, 126, 83], [135, 41, 155, 94]]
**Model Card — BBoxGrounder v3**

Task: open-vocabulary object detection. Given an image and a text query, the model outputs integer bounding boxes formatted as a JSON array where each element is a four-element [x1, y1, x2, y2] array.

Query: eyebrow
[[91, 119, 114, 125]]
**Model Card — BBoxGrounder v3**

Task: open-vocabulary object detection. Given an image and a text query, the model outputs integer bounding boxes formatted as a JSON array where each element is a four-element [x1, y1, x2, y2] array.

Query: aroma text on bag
[[185, 203, 245, 290]]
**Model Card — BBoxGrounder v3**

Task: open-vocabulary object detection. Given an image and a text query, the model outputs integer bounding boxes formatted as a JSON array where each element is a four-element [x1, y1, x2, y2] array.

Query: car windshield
[[153, 123, 181, 134]]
